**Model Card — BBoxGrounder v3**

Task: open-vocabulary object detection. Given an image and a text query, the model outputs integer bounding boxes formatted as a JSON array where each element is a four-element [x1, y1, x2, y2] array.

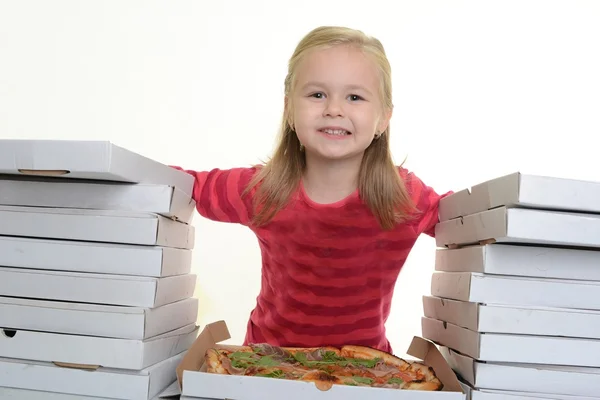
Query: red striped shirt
[[175, 166, 447, 354]]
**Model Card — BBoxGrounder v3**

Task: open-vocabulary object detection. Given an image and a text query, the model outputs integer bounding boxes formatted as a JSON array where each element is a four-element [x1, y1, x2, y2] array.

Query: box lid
[[0, 140, 194, 197]]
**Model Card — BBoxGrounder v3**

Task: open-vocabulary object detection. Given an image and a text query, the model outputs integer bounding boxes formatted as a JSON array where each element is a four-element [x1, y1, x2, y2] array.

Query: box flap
[[439, 347, 476, 385], [406, 336, 464, 392], [176, 320, 230, 387], [156, 381, 181, 398]]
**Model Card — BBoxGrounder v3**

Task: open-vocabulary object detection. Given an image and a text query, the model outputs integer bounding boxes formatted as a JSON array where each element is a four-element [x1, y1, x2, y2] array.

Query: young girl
[[174, 26, 449, 354]]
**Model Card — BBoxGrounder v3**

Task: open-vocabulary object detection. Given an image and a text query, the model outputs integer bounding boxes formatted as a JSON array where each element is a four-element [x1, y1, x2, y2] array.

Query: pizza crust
[[340, 345, 411, 369], [205, 349, 227, 374]]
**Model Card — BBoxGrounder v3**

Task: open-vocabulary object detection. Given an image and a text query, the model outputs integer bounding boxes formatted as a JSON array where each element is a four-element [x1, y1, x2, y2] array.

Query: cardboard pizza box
[[469, 391, 599, 400], [435, 206, 600, 250], [441, 346, 600, 398], [0, 176, 196, 223], [0, 139, 194, 198], [0, 380, 181, 399], [0, 324, 198, 370], [174, 320, 467, 400], [0, 267, 197, 308], [421, 316, 600, 368], [435, 243, 600, 282], [0, 205, 195, 249], [0, 236, 192, 278], [422, 295, 600, 340], [0, 352, 184, 400], [438, 172, 600, 222], [430, 271, 600, 311], [0, 296, 198, 340]]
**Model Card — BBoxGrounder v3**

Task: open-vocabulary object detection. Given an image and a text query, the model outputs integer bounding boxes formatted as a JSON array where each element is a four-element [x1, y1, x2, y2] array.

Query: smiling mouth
[[319, 128, 351, 136]]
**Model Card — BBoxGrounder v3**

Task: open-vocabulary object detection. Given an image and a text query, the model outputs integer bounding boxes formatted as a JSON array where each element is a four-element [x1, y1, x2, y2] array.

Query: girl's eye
[[348, 94, 363, 101], [310, 92, 324, 99]]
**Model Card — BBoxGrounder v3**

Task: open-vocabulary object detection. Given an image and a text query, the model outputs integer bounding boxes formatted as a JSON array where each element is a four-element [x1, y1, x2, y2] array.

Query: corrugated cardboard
[[0, 324, 199, 370], [0, 296, 198, 340], [0, 176, 195, 223], [0, 236, 192, 277], [435, 206, 600, 249], [421, 317, 600, 367], [430, 271, 600, 311], [434, 243, 600, 281], [0, 381, 180, 399], [0, 139, 194, 197], [0, 352, 184, 400], [441, 346, 600, 398], [0, 267, 197, 308], [438, 172, 600, 222], [422, 295, 600, 340], [0, 205, 195, 249], [174, 320, 466, 400]]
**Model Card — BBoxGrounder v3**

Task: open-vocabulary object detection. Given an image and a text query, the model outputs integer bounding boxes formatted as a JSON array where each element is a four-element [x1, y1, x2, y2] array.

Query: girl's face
[[289, 44, 391, 163]]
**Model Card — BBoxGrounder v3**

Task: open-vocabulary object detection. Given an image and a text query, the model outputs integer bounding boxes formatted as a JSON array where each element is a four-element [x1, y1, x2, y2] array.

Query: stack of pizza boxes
[[0, 140, 199, 400], [422, 172, 600, 400]]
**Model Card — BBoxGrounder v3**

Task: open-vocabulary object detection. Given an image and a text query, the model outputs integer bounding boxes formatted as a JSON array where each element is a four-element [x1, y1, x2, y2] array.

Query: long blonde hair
[[245, 26, 417, 230]]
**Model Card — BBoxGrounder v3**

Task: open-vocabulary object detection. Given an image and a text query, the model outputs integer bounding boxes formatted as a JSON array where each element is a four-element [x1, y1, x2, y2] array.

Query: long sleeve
[[171, 166, 258, 225]]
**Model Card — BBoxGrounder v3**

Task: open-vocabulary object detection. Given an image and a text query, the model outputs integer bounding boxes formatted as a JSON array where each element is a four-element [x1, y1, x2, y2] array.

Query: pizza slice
[[336, 345, 443, 390]]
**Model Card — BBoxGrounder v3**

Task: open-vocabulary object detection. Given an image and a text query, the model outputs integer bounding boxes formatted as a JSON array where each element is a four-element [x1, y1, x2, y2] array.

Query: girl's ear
[[377, 106, 393, 134]]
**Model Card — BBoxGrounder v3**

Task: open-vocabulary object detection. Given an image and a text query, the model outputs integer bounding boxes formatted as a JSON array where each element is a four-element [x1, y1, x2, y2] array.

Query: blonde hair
[[245, 26, 417, 230]]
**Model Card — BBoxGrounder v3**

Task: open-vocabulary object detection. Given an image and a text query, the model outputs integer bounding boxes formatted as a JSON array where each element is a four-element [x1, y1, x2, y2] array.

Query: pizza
[[204, 343, 443, 391]]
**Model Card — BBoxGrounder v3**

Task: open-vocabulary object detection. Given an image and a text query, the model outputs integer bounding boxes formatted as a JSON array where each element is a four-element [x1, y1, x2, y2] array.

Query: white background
[[1, 0, 599, 356]]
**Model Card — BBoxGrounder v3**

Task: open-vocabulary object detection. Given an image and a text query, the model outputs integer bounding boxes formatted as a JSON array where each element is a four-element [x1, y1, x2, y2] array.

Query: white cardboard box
[[175, 321, 466, 400], [0, 352, 184, 400], [0, 382, 179, 399], [469, 390, 599, 400], [442, 346, 600, 397], [421, 317, 600, 367], [0, 205, 195, 249], [439, 172, 600, 222], [0, 267, 197, 308], [0, 139, 194, 197], [0, 296, 199, 340], [0, 176, 195, 223], [0, 236, 192, 277], [435, 206, 600, 249], [0, 323, 198, 370], [430, 271, 600, 310], [423, 295, 600, 340], [435, 243, 600, 281]]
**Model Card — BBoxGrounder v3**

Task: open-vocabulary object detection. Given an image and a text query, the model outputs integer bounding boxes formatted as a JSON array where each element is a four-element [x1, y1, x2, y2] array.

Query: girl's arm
[[171, 166, 258, 226], [404, 170, 453, 237]]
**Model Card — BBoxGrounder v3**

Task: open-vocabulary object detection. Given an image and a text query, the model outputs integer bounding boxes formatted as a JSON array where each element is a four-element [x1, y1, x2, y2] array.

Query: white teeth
[[322, 129, 349, 136]]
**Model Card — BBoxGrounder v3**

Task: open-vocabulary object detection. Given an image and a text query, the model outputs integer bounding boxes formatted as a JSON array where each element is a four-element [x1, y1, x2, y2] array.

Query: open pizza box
[[174, 320, 466, 400]]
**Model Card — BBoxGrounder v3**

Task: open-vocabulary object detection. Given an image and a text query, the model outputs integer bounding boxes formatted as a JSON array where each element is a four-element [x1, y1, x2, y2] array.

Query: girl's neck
[[302, 153, 362, 204]]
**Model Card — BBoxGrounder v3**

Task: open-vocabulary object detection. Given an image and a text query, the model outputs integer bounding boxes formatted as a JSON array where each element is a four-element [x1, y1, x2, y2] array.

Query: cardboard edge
[[176, 320, 231, 387], [438, 171, 522, 221], [406, 336, 465, 393], [155, 214, 195, 250], [168, 186, 196, 224], [422, 295, 480, 332], [430, 271, 473, 302], [438, 347, 477, 387], [438, 188, 472, 222], [475, 172, 520, 211], [17, 169, 71, 176], [160, 247, 193, 277]]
